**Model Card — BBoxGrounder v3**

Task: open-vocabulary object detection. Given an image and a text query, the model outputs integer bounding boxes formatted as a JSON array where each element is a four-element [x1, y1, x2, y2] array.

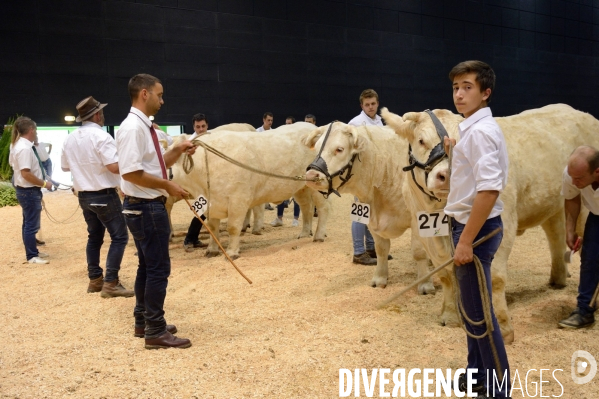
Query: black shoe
[[366, 249, 392, 260], [352, 252, 377, 266], [558, 308, 595, 329], [452, 373, 485, 396], [183, 240, 208, 252]]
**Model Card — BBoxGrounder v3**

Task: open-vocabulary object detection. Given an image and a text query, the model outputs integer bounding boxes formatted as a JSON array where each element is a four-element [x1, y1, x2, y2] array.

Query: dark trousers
[[577, 212, 599, 315], [276, 199, 300, 219], [123, 198, 171, 339], [78, 189, 128, 282], [451, 216, 510, 398], [185, 215, 206, 244], [15, 186, 42, 260]]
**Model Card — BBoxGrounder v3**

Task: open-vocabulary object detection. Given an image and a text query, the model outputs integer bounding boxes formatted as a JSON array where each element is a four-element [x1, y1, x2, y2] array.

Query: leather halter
[[306, 122, 358, 199], [402, 110, 449, 202]]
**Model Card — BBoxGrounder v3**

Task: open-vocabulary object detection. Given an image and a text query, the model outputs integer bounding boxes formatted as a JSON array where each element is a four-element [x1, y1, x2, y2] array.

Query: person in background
[[257, 112, 275, 210], [304, 114, 316, 125], [285, 116, 295, 124], [9, 116, 53, 264], [61, 96, 133, 298], [34, 139, 58, 191]]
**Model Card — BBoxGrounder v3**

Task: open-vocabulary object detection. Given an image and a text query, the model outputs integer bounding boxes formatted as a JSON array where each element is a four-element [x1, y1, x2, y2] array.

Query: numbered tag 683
[[416, 210, 449, 237], [350, 201, 370, 224], [191, 195, 208, 216]]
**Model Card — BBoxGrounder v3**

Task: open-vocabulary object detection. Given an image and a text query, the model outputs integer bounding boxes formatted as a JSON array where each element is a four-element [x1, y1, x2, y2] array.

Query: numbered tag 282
[[416, 211, 449, 237], [191, 195, 208, 216], [350, 201, 370, 224]]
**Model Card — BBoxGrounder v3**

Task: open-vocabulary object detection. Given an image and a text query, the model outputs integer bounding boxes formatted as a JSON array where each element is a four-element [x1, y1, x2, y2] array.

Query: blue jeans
[[577, 212, 599, 315], [276, 199, 300, 219], [352, 222, 374, 255], [41, 158, 59, 187], [15, 187, 42, 260], [78, 189, 128, 282], [123, 198, 171, 339], [452, 216, 510, 398]]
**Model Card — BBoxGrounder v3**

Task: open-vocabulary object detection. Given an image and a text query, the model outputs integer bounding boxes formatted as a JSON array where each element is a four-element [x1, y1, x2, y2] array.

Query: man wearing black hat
[[61, 96, 133, 298]]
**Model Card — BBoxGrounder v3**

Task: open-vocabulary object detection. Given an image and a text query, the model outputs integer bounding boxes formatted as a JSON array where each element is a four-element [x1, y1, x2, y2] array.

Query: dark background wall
[[2, 0, 599, 130]]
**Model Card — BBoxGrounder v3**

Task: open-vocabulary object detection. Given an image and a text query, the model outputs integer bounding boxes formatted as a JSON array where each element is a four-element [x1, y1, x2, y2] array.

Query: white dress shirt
[[116, 107, 167, 199], [444, 107, 509, 224], [348, 110, 383, 127], [561, 167, 599, 216], [256, 125, 267, 132], [61, 121, 120, 192], [10, 137, 44, 188]]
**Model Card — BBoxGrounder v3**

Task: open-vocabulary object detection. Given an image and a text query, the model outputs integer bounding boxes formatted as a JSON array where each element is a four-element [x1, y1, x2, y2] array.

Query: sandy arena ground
[[0, 189, 597, 398]]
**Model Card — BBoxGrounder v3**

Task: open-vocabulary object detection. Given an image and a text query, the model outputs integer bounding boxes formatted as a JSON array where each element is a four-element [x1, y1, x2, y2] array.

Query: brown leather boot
[[145, 331, 192, 349], [134, 324, 177, 338], [101, 279, 134, 298], [87, 276, 104, 293]]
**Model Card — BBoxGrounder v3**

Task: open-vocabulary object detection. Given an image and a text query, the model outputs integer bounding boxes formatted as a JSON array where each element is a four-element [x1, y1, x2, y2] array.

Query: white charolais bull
[[380, 104, 597, 343], [304, 123, 433, 293], [170, 122, 330, 259]]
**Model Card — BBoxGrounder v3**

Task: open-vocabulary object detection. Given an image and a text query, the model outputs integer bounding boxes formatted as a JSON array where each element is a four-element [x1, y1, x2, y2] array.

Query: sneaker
[[37, 252, 49, 258], [28, 257, 49, 264], [291, 219, 299, 227], [183, 241, 208, 252], [270, 218, 283, 227], [352, 252, 377, 266], [36, 238, 45, 245], [367, 249, 393, 260], [558, 308, 595, 329]]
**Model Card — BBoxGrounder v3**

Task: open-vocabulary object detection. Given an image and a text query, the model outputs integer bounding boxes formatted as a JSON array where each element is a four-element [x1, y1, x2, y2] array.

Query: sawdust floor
[[0, 189, 597, 398]]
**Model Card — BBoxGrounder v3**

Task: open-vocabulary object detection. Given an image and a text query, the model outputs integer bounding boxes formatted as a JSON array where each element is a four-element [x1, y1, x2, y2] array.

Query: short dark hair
[[263, 112, 273, 119], [192, 113, 208, 125], [128, 73, 162, 102], [359, 89, 379, 104], [449, 60, 496, 104], [305, 114, 316, 121], [286, 116, 295, 123]]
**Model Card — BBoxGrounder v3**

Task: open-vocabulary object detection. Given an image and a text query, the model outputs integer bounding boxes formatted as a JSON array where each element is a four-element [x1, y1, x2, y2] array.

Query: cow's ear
[[350, 126, 369, 153], [302, 126, 327, 149], [381, 107, 416, 141]]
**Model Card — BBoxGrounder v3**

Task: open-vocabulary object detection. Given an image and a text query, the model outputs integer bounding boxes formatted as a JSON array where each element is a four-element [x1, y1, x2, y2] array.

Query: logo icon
[[571, 350, 597, 384]]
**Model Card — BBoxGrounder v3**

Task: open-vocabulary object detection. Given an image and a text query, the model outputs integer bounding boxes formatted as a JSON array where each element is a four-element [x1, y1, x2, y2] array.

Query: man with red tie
[[116, 73, 196, 349]]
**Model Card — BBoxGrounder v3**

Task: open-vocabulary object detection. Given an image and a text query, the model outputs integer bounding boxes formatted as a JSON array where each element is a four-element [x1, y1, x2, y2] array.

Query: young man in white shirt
[[443, 61, 510, 398], [116, 73, 195, 349], [558, 145, 599, 329], [9, 116, 53, 264], [256, 112, 273, 132], [61, 96, 133, 298]]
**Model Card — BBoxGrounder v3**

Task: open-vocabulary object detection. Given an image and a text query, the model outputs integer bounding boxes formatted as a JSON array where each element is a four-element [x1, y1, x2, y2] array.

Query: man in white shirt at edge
[[116, 73, 195, 350], [256, 111, 273, 132], [9, 116, 53, 264], [348, 89, 390, 265], [61, 96, 133, 298]]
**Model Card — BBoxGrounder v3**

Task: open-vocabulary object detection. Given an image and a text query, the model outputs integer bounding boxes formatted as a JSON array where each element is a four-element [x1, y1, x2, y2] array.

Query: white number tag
[[191, 195, 208, 216], [416, 211, 449, 237], [350, 201, 370, 224]]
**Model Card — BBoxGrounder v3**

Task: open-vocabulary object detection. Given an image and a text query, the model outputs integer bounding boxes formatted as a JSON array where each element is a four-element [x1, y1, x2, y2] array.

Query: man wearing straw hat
[[61, 96, 133, 298]]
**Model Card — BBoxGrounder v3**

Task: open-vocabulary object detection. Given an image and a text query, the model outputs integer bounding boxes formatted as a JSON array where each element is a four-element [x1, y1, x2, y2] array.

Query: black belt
[[124, 195, 166, 204], [16, 186, 41, 190], [78, 188, 116, 195]]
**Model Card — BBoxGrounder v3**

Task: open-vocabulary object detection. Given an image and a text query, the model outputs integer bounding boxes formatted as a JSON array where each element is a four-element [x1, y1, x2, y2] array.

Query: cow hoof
[[313, 238, 324, 242], [205, 251, 220, 258], [418, 282, 436, 295], [503, 330, 515, 345], [370, 280, 387, 288], [229, 254, 240, 260], [252, 231, 262, 236], [549, 281, 567, 289]]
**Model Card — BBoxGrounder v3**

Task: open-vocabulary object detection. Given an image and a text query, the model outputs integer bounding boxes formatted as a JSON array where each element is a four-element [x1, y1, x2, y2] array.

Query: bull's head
[[304, 122, 368, 198], [381, 107, 462, 202]]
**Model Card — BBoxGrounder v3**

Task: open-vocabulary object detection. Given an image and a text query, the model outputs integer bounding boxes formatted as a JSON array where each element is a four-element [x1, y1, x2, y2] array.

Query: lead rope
[[446, 141, 505, 387]]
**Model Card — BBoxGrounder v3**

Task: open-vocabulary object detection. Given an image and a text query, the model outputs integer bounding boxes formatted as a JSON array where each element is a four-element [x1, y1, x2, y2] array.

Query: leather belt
[[16, 186, 41, 190], [124, 195, 167, 204], [78, 188, 116, 195]]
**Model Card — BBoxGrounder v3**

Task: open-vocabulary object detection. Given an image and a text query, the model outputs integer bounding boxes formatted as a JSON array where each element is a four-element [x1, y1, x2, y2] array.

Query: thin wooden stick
[[377, 227, 502, 309], [183, 198, 252, 285]]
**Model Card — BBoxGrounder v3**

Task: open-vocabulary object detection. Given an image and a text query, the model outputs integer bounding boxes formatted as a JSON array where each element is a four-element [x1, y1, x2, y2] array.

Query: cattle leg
[[540, 211, 568, 288], [205, 217, 221, 257], [241, 209, 251, 233], [251, 205, 264, 235], [311, 192, 329, 242], [294, 188, 315, 239], [225, 213, 246, 260], [412, 232, 435, 295], [370, 233, 391, 288], [164, 195, 178, 242]]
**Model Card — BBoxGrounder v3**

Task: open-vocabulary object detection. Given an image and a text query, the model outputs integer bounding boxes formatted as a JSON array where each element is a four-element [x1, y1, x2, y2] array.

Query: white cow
[[379, 104, 597, 343], [170, 122, 330, 259], [303, 123, 433, 293]]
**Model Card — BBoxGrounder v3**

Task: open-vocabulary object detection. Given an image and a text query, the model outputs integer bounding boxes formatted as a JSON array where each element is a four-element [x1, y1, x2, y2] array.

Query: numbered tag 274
[[191, 195, 208, 216], [416, 211, 449, 237], [350, 201, 370, 224]]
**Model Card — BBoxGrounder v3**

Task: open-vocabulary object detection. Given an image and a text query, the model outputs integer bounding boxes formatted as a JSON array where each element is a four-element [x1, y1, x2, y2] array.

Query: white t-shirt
[[10, 137, 44, 187], [561, 167, 599, 216], [444, 107, 509, 224], [116, 107, 167, 199], [35, 142, 50, 162], [61, 121, 120, 192], [348, 110, 383, 127]]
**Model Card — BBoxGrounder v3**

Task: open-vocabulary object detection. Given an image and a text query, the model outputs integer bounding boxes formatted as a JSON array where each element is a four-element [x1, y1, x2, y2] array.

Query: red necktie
[[149, 125, 167, 180]]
